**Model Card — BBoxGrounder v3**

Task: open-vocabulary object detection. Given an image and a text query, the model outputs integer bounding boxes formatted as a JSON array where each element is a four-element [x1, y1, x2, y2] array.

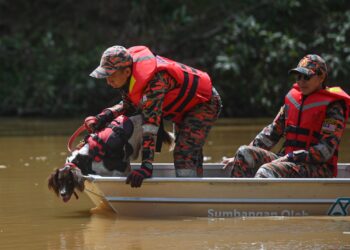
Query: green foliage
[[210, 0, 350, 116], [0, 0, 349, 117]]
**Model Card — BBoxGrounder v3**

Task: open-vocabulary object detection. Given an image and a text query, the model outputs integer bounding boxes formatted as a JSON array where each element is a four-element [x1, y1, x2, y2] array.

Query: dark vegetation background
[[1, 0, 349, 117]]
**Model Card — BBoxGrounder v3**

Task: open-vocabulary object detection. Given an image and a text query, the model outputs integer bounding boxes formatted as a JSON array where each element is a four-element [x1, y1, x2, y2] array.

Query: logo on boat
[[328, 198, 350, 216], [207, 209, 308, 217]]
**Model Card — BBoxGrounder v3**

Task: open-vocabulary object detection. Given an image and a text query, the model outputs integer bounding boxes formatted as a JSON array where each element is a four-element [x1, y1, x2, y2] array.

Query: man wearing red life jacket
[[87, 45, 222, 187], [223, 54, 350, 178]]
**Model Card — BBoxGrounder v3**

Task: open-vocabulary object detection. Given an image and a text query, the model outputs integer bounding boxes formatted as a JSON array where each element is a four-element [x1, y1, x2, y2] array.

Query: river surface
[[0, 118, 350, 250]]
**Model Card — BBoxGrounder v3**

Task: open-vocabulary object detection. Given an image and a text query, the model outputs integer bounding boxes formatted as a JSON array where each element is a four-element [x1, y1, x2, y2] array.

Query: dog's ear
[[47, 169, 60, 196], [72, 169, 85, 192], [75, 178, 85, 192]]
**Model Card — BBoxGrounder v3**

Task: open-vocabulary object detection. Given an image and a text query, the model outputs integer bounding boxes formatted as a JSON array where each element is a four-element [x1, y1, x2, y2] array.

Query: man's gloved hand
[[221, 156, 235, 170], [84, 109, 114, 133], [126, 162, 153, 188], [271, 154, 290, 163]]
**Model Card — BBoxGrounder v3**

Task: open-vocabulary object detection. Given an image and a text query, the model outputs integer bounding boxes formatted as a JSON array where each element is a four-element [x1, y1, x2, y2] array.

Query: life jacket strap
[[285, 125, 322, 139], [284, 140, 307, 148]]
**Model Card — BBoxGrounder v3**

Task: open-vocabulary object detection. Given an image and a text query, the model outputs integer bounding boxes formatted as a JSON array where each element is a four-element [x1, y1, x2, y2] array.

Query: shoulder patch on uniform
[[321, 118, 337, 133], [142, 95, 147, 103]]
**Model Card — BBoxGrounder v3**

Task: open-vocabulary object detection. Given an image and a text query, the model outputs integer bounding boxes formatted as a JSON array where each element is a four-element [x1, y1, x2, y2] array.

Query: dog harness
[[86, 115, 134, 172]]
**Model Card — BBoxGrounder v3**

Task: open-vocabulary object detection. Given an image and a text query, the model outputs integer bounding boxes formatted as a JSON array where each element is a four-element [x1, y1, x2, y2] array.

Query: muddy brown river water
[[0, 118, 349, 249]]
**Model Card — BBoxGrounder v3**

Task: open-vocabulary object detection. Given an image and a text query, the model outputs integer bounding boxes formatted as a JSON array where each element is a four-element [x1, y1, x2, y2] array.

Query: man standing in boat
[[223, 54, 350, 178], [87, 45, 222, 187]]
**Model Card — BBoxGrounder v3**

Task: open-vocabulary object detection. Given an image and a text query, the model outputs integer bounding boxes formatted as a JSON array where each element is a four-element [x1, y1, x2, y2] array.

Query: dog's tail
[[156, 120, 175, 152], [162, 131, 175, 152]]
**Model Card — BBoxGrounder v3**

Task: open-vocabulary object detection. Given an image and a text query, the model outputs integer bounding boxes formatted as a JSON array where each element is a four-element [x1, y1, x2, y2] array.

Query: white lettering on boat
[[207, 209, 309, 217]]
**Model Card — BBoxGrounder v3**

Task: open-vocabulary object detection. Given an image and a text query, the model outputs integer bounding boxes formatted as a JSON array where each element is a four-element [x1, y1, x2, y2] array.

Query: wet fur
[[48, 115, 174, 202], [47, 145, 132, 203], [48, 167, 85, 202]]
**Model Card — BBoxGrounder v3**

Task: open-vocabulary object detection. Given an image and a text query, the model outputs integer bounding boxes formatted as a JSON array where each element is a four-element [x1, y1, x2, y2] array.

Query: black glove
[[84, 109, 114, 133], [126, 162, 153, 188]]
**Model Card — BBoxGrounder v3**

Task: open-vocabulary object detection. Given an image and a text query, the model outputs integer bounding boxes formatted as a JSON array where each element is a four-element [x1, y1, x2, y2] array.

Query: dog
[[48, 114, 173, 202], [48, 114, 143, 202]]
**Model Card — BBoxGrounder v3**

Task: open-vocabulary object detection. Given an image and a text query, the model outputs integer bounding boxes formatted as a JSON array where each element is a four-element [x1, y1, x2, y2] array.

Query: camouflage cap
[[289, 54, 327, 76], [90, 46, 133, 78]]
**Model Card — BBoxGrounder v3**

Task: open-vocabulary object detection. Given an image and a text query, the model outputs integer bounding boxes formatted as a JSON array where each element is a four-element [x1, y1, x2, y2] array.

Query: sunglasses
[[296, 74, 313, 81]]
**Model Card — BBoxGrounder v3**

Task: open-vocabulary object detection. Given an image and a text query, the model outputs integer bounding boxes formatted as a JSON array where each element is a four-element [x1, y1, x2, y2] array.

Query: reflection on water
[[0, 118, 349, 250], [81, 216, 350, 249]]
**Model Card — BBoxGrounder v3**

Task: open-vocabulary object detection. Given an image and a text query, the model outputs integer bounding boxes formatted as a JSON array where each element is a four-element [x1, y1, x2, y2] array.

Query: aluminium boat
[[84, 163, 350, 217]]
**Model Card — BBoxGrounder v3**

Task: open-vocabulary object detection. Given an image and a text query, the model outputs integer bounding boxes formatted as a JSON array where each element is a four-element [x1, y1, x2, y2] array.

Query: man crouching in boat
[[87, 45, 222, 187], [223, 54, 350, 178]]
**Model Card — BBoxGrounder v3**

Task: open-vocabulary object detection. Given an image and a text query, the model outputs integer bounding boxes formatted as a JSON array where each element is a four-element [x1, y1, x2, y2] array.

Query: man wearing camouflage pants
[[88, 45, 222, 187], [223, 54, 350, 178]]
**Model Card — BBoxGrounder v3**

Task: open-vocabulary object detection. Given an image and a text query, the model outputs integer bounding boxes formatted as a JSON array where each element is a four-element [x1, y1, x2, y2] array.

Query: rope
[[67, 124, 87, 152]]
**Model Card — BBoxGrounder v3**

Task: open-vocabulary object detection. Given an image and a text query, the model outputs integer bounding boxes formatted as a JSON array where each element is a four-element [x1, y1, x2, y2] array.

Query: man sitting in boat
[[87, 45, 222, 187], [223, 54, 350, 178]]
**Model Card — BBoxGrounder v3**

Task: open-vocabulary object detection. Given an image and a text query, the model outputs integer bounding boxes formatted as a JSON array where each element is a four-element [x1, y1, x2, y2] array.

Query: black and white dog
[[48, 114, 145, 202]]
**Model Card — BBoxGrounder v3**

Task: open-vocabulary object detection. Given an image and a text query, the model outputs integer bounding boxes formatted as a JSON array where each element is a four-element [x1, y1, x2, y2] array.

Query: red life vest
[[284, 84, 350, 176], [126, 46, 213, 123]]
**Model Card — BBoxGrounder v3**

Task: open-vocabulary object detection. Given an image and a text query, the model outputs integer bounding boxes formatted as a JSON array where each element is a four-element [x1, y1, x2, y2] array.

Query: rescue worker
[[87, 45, 222, 187], [223, 54, 350, 178]]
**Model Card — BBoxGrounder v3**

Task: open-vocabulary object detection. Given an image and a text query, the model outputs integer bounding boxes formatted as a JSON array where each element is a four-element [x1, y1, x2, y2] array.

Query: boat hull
[[84, 163, 350, 217]]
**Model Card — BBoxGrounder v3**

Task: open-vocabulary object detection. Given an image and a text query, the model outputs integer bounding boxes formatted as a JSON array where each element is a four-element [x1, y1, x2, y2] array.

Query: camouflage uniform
[[89, 45, 221, 187], [231, 101, 345, 178], [106, 71, 221, 177], [231, 54, 348, 178], [173, 87, 221, 177]]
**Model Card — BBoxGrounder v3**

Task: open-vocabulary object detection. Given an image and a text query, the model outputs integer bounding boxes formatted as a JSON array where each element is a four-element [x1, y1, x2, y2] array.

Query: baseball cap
[[289, 54, 327, 76], [90, 46, 133, 78]]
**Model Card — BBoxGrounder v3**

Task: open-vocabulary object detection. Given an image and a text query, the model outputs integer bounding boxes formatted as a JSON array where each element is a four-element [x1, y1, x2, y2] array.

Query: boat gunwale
[[144, 163, 350, 168], [103, 196, 338, 204], [86, 175, 350, 183]]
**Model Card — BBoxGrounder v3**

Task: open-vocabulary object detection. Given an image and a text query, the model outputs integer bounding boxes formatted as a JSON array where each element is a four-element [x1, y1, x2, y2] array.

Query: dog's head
[[47, 163, 85, 202]]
